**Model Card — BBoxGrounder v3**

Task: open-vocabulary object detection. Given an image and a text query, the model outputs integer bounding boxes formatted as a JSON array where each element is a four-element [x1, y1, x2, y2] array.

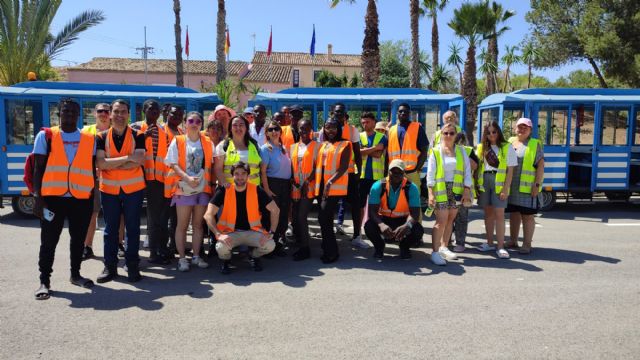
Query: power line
[[135, 26, 155, 85]]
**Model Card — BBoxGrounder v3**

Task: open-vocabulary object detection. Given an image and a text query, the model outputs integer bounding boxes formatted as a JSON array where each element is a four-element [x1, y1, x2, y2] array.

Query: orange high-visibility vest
[[217, 183, 265, 234], [388, 122, 421, 171], [137, 122, 168, 182], [164, 133, 214, 198], [99, 126, 146, 195], [315, 140, 350, 197], [378, 177, 411, 218], [41, 127, 95, 199], [341, 121, 357, 174], [291, 140, 320, 200], [282, 125, 296, 151], [163, 127, 184, 198]]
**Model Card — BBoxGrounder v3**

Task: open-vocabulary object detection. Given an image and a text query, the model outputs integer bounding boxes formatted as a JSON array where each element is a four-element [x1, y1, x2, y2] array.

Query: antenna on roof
[[135, 26, 155, 85]]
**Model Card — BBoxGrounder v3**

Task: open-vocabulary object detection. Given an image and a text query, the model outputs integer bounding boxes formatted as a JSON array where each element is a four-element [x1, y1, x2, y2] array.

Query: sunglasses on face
[[187, 118, 202, 125], [96, 109, 110, 114], [488, 130, 498, 135], [267, 127, 281, 132], [442, 131, 456, 136]]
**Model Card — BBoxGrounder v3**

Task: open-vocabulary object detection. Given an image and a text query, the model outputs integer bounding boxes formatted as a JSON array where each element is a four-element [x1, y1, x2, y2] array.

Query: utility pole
[[135, 26, 155, 84], [251, 33, 256, 56]]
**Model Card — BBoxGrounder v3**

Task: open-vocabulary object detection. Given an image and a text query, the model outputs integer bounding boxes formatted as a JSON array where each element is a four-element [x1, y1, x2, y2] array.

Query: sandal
[[70, 276, 95, 288], [35, 284, 51, 300], [518, 247, 532, 255], [478, 243, 496, 252]]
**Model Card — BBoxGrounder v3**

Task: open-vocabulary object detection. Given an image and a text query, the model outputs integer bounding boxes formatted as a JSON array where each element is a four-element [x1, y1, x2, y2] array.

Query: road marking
[[605, 223, 640, 226]]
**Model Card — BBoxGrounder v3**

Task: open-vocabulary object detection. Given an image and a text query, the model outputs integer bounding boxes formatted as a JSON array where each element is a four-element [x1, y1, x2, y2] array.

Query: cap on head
[[289, 104, 303, 114], [213, 104, 236, 118], [375, 122, 388, 131], [516, 118, 533, 128], [243, 107, 254, 115], [388, 159, 406, 172]]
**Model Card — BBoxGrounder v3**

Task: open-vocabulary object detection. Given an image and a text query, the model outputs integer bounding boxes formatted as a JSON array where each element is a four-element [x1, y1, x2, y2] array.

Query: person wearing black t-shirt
[[204, 162, 278, 274]]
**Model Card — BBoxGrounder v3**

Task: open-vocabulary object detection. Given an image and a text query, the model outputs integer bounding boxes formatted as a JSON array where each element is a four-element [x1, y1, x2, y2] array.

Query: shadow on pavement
[[538, 202, 639, 223]]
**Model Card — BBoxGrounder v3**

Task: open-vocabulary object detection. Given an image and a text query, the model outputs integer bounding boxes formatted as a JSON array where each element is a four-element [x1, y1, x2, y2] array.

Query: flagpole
[[186, 25, 190, 88], [269, 26, 273, 91]]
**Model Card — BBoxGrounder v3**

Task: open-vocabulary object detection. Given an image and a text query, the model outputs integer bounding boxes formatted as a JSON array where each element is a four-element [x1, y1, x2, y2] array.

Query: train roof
[[252, 87, 462, 103], [480, 88, 640, 107]]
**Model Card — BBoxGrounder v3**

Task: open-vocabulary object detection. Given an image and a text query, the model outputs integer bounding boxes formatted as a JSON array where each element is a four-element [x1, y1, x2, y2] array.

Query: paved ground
[[1, 198, 639, 360]]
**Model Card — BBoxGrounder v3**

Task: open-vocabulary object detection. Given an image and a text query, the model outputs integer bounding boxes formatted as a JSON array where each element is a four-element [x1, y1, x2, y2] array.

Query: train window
[[478, 108, 499, 141], [569, 106, 595, 145], [48, 102, 60, 127], [422, 105, 440, 143], [82, 101, 100, 126], [5, 99, 42, 145], [635, 109, 640, 145], [538, 107, 570, 146], [601, 108, 629, 146], [502, 109, 524, 140]]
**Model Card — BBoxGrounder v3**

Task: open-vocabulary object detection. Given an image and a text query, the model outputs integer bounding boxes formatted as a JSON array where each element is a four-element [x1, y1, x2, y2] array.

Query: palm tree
[[216, 0, 226, 83], [484, 1, 515, 95], [173, 0, 184, 87], [501, 45, 520, 92], [331, 0, 379, 87], [448, 1, 493, 143], [477, 47, 498, 89], [429, 64, 453, 93], [520, 41, 541, 88], [0, 0, 104, 86], [409, 0, 420, 88], [421, 0, 448, 78], [447, 42, 463, 94]]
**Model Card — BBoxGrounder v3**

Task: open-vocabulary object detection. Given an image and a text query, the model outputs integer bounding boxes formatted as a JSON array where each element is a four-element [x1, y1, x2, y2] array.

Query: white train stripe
[[544, 153, 567, 158], [544, 162, 567, 168], [597, 173, 627, 179], [7, 163, 24, 169], [8, 186, 28, 191], [7, 153, 30, 158], [598, 153, 629, 158], [542, 183, 565, 188], [544, 173, 566, 179], [8, 175, 25, 181], [597, 162, 628, 168], [596, 182, 626, 187]]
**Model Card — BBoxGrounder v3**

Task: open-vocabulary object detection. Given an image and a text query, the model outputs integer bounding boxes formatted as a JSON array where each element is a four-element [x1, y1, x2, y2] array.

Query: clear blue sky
[[51, 0, 590, 81]]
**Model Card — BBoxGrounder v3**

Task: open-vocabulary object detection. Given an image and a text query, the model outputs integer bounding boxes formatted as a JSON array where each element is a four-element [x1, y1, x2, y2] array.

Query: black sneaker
[[249, 257, 263, 272], [273, 241, 287, 257], [96, 267, 117, 283], [292, 247, 311, 261], [126, 263, 141, 282], [221, 260, 232, 275], [82, 246, 94, 261], [117, 244, 125, 258], [373, 250, 384, 260], [400, 248, 412, 260]]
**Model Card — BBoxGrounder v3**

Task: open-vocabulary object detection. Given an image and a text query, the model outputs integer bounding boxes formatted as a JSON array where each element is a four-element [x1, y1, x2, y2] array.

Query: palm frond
[[46, 9, 105, 59]]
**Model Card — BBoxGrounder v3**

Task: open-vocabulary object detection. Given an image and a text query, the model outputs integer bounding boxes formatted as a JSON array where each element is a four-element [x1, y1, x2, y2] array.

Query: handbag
[[178, 169, 205, 195], [485, 147, 500, 168]]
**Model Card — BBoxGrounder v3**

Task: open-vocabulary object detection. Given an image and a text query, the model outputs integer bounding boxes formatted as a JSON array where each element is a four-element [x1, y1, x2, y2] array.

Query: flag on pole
[[224, 28, 230, 56], [267, 26, 272, 57], [185, 26, 190, 57], [310, 24, 316, 57]]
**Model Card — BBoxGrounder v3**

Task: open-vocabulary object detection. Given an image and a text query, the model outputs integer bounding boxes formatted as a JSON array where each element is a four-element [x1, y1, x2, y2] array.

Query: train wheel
[[11, 196, 35, 217], [539, 191, 556, 211], [605, 191, 631, 202]]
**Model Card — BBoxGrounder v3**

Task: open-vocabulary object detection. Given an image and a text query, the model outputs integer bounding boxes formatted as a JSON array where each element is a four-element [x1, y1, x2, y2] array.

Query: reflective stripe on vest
[[138, 122, 169, 182], [341, 122, 357, 174], [217, 183, 265, 234], [291, 141, 320, 200], [477, 142, 510, 194], [164, 133, 214, 198], [41, 127, 95, 198], [379, 177, 411, 218], [223, 141, 262, 185], [463, 145, 477, 199], [100, 126, 146, 195], [432, 145, 465, 203], [163, 127, 185, 198], [360, 131, 385, 180], [509, 137, 539, 194], [388, 122, 421, 171], [282, 125, 296, 151], [315, 141, 349, 197]]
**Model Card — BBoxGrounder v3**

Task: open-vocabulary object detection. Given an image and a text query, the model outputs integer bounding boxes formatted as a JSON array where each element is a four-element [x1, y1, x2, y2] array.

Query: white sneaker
[[439, 247, 458, 261], [478, 243, 496, 252], [143, 235, 149, 248], [496, 248, 510, 259], [351, 236, 371, 249], [178, 258, 190, 272], [191, 256, 209, 269], [431, 251, 447, 266], [335, 224, 346, 235], [285, 224, 294, 237]]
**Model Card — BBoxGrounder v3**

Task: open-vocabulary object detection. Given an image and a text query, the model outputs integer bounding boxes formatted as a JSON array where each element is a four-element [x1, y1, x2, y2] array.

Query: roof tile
[[252, 51, 361, 67], [68, 57, 246, 75]]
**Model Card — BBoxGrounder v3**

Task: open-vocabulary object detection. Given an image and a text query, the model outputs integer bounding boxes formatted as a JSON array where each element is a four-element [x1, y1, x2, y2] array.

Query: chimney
[[327, 44, 333, 61]]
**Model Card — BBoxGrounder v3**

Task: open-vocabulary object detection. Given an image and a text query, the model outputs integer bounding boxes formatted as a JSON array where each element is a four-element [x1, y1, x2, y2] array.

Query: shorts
[[505, 203, 538, 215], [171, 193, 211, 207], [435, 182, 461, 210], [92, 187, 101, 213], [359, 178, 377, 208], [477, 172, 508, 208]]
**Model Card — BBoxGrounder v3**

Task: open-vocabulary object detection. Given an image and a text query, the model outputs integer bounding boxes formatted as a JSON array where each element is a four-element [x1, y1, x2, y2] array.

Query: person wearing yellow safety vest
[[358, 112, 388, 229], [290, 119, 320, 261], [82, 102, 112, 261], [131, 99, 172, 265], [316, 118, 352, 264], [32, 99, 97, 300], [451, 132, 479, 253], [432, 110, 462, 146], [204, 162, 279, 274], [214, 115, 262, 189], [505, 118, 544, 255], [95, 99, 146, 283], [475, 120, 517, 259], [364, 159, 423, 260], [165, 111, 214, 272], [427, 123, 473, 266]]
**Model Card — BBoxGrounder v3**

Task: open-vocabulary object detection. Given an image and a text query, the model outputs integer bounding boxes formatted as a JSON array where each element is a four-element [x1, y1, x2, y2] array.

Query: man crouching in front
[[204, 161, 278, 274]]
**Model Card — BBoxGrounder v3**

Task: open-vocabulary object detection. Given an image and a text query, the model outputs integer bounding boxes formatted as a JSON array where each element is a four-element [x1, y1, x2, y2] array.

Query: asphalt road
[[1, 199, 639, 359]]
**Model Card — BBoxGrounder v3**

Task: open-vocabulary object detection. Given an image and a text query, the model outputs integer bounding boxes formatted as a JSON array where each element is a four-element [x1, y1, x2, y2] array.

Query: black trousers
[[145, 180, 170, 257], [292, 196, 313, 247], [168, 204, 177, 251], [346, 173, 362, 236], [364, 217, 424, 254], [39, 196, 93, 286], [319, 196, 340, 257], [263, 177, 291, 242]]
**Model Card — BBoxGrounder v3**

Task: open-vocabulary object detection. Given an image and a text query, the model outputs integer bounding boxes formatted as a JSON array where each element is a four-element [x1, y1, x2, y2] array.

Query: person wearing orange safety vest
[[364, 159, 423, 260], [32, 99, 97, 300], [315, 117, 352, 264], [289, 119, 320, 261], [163, 105, 185, 257], [95, 99, 146, 284], [387, 103, 429, 189], [130, 99, 172, 265], [281, 104, 303, 150], [205, 162, 279, 274]]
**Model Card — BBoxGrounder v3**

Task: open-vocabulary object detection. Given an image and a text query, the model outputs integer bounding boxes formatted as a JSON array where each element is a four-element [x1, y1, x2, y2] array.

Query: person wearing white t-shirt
[[476, 121, 517, 259], [248, 104, 267, 147]]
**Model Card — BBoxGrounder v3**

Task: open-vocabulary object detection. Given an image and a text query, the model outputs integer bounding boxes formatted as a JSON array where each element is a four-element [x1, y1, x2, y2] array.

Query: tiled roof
[[243, 64, 291, 84], [68, 57, 247, 75], [252, 51, 361, 67]]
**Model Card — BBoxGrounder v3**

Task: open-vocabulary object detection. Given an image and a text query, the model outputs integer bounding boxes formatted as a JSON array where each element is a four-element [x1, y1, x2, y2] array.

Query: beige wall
[[290, 65, 361, 87]]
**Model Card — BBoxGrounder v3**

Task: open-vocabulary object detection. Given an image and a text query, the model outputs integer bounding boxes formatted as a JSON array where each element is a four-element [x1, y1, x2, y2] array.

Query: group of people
[[31, 98, 544, 301]]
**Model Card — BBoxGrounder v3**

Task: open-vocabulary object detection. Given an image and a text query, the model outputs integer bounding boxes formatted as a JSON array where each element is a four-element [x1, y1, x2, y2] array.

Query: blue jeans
[[101, 189, 144, 267]]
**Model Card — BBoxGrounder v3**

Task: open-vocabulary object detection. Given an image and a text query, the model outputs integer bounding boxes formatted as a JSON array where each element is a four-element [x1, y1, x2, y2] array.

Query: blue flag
[[310, 24, 316, 57]]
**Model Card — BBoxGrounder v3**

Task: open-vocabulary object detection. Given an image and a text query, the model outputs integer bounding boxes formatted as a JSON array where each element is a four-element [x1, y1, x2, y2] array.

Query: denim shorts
[[171, 193, 211, 207]]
